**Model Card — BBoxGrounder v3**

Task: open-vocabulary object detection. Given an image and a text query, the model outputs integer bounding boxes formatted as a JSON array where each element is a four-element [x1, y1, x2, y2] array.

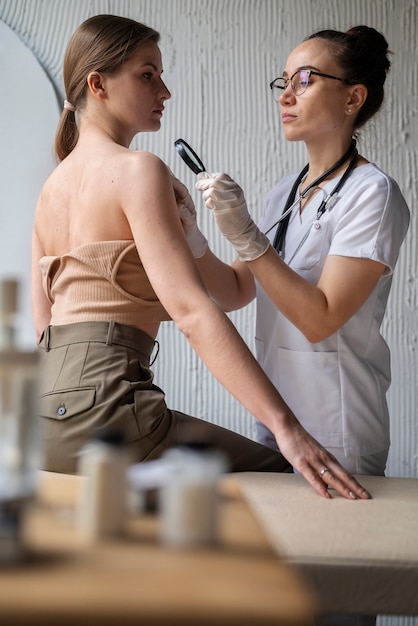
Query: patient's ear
[[87, 71, 106, 100]]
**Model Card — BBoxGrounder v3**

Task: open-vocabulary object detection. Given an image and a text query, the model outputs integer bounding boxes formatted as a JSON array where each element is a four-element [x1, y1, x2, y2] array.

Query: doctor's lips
[[282, 113, 297, 123]]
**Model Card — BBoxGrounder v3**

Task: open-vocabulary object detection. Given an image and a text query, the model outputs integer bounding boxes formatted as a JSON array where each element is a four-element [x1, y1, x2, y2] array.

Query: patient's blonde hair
[[55, 14, 160, 162]]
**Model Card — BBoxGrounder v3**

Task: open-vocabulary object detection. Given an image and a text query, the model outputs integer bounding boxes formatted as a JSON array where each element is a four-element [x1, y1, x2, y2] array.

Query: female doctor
[[182, 25, 410, 475]]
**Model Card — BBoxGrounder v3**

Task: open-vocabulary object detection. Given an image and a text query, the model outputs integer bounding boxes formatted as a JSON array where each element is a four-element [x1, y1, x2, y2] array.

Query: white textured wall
[[1, 3, 417, 620]]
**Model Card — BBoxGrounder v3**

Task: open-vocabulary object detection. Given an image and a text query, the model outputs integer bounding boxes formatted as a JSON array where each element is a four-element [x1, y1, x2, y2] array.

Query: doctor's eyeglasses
[[270, 69, 345, 100]]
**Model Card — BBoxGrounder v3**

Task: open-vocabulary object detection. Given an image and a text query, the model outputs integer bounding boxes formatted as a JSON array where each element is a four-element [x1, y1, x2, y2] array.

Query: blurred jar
[[0, 279, 40, 564], [77, 430, 128, 543], [159, 442, 228, 548]]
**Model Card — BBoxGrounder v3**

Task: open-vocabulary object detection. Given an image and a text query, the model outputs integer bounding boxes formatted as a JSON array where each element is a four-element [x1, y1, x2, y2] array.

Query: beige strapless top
[[39, 240, 171, 325]]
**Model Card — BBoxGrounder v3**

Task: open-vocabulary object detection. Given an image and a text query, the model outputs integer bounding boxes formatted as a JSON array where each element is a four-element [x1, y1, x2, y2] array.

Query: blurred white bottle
[[159, 443, 228, 548], [77, 431, 128, 542]]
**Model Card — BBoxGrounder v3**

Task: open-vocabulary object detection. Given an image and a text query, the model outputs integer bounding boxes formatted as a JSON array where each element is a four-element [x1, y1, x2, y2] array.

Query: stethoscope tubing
[[277, 149, 358, 264], [268, 140, 358, 257]]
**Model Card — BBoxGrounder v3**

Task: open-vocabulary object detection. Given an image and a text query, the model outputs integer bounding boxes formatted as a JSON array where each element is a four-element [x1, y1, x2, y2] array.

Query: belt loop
[[45, 325, 51, 352], [106, 320, 115, 346]]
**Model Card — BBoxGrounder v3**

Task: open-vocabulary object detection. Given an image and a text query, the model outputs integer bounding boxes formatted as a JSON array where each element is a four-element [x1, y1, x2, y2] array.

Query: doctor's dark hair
[[55, 14, 160, 162], [306, 26, 391, 130]]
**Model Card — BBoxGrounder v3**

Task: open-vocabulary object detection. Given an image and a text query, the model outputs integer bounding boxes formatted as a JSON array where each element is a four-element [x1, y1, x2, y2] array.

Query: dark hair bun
[[346, 25, 391, 74], [306, 25, 392, 128]]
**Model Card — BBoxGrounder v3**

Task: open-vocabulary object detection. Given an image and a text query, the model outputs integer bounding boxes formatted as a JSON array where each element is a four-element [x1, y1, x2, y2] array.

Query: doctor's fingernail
[[349, 491, 357, 499]]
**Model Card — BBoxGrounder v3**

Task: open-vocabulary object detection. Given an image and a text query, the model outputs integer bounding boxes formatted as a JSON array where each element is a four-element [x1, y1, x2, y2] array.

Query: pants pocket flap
[[40, 388, 96, 421]]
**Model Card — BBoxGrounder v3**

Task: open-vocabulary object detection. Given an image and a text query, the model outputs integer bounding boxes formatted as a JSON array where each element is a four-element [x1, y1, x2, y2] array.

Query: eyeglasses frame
[[269, 69, 346, 100]]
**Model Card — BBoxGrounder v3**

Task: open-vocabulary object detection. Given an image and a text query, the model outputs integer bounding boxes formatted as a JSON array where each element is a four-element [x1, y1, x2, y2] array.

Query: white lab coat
[[255, 163, 410, 457]]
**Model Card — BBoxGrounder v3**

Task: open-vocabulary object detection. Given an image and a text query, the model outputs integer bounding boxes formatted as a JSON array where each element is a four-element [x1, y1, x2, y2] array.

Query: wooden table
[[232, 472, 418, 616], [0, 471, 318, 626]]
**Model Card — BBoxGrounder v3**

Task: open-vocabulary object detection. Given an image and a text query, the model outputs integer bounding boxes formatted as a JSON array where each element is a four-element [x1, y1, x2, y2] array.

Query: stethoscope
[[267, 139, 358, 262]]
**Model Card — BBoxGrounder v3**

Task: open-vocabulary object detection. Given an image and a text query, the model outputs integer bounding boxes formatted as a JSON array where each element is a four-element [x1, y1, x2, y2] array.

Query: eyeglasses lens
[[270, 70, 311, 100], [271, 78, 286, 101], [293, 70, 310, 95]]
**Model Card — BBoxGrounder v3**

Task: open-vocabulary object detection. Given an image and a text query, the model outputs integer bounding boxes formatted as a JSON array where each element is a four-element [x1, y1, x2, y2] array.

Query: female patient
[[31, 14, 368, 499]]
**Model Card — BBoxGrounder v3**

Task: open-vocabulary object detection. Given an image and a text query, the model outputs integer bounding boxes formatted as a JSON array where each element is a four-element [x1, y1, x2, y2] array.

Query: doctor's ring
[[320, 467, 330, 477]]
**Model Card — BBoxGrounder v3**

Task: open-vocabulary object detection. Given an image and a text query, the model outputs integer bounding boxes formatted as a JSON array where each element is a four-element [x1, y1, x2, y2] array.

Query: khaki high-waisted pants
[[38, 321, 291, 475]]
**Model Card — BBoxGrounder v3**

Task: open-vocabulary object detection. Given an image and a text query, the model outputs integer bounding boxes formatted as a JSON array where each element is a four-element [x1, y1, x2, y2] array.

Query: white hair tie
[[63, 99, 76, 112]]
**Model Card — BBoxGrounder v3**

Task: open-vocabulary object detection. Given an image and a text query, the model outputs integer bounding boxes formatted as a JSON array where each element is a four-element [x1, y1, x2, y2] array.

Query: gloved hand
[[171, 175, 208, 258], [195, 172, 270, 262]]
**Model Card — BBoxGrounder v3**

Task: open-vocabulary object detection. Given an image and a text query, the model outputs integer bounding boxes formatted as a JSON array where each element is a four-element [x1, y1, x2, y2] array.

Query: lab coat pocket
[[290, 219, 329, 271], [273, 346, 344, 447]]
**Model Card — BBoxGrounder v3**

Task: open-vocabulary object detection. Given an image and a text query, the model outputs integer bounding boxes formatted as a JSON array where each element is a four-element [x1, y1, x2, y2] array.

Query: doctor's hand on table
[[176, 178, 370, 501], [272, 413, 371, 500]]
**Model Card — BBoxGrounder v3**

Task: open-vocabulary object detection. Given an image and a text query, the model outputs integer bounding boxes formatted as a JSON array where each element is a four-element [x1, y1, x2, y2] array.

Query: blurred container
[[77, 430, 128, 542], [159, 443, 228, 548], [0, 279, 40, 564]]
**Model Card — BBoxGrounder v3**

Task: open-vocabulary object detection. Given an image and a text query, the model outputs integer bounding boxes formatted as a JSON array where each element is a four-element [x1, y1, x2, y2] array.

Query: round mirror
[[0, 21, 60, 347]]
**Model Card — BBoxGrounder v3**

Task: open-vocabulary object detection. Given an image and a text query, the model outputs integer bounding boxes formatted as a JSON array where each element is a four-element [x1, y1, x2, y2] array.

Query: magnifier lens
[[174, 139, 206, 175]]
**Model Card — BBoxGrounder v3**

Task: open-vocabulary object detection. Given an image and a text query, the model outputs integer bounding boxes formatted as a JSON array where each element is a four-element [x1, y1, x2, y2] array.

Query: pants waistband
[[39, 321, 157, 361]]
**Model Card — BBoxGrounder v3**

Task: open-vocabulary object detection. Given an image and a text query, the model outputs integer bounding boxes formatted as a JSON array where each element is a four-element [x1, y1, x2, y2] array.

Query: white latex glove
[[171, 175, 208, 258], [195, 172, 270, 262]]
